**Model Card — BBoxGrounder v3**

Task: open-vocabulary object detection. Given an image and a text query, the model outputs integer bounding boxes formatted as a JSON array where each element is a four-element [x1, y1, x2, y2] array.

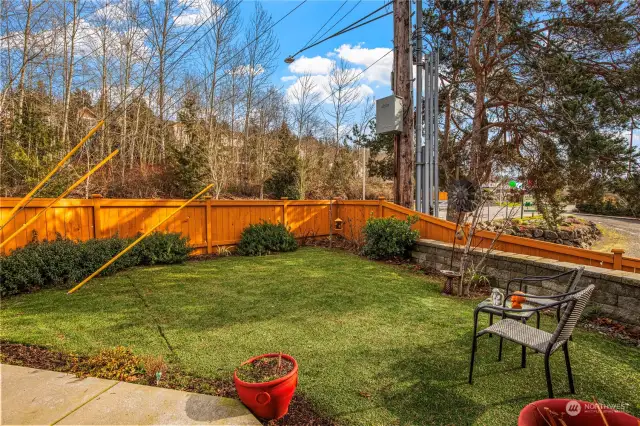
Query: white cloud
[[334, 44, 393, 85], [281, 75, 298, 82], [358, 83, 374, 98], [288, 56, 334, 75], [175, 0, 224, 27], [285, 73, 374, 105]]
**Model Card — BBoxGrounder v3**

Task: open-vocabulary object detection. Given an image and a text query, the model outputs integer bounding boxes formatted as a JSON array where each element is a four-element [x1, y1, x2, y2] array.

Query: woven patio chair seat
[[483, 319, 562, 354]]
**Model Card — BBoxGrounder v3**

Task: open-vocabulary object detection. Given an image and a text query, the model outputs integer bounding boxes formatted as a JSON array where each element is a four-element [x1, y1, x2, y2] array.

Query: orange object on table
[[512, 291, 526, 309]]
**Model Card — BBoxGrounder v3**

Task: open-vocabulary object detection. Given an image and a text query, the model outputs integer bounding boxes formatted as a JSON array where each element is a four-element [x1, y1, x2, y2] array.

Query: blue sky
[[239, 0, 395, 104], [241, 1, 638, 147]]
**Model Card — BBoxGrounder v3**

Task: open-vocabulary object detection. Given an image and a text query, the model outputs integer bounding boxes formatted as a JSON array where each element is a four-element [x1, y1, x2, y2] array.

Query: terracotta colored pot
[[233, 353, 298, 420], [518, 399, 639, 426]]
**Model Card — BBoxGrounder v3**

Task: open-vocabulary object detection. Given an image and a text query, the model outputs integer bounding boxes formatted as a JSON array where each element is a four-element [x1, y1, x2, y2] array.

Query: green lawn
[[1, 247, 638, 425]]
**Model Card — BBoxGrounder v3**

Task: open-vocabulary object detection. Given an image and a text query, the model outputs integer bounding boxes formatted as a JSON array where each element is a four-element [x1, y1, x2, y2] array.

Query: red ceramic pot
[[233, 353, 298, 420], [519, 399, 639, 426]]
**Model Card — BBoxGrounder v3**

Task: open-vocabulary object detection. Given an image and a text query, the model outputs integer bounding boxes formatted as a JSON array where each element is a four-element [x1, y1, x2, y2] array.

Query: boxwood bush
[[237, 221, 297, 256], [0, 232, 191, 296], [362, 216, 420, 259]]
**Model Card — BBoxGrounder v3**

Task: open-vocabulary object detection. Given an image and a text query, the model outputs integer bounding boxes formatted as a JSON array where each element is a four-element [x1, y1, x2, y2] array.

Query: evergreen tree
[[264, 123, 300, 199], [348, 119, 394, 180], [164, 94, 207, 198]]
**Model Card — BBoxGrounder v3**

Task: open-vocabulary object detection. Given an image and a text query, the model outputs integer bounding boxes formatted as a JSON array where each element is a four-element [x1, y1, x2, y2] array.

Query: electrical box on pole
[[376, 95, 403, 134]]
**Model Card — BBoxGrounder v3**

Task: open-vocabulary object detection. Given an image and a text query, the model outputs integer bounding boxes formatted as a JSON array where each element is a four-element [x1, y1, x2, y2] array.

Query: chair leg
[[498, 337, 503, 361], [536, 311, 541, 329], [489, 313, 493, 338], [544, 353, 554, 398], [469, 334, 477, 384], [519, 318, 527, 368], [563, 343, 575, 394], [469, 310, 480, 384]]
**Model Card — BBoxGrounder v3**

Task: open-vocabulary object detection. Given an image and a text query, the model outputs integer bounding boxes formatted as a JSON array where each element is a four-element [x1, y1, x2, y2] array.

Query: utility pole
[[393, 0, 414, 208], [415, 0, 423, 212]]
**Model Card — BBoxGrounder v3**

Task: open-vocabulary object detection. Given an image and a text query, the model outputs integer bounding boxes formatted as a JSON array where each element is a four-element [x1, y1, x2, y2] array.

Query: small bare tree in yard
[[289, 73, 320, 199], [455, 180, 520, 297], [143, 0, 191, 160], [325, 59, 361, 146]]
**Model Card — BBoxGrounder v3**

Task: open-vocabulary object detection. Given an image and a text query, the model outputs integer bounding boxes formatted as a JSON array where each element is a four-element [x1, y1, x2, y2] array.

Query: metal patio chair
[[505, 267, 585, 328], [468, 284, 595, 398]]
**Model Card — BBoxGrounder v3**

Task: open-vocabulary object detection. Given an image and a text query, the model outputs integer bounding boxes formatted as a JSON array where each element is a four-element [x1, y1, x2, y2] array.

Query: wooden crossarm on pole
[[0, 149, 119, 250], [67, 184, 214, 294], [1, 120, 105, 229]]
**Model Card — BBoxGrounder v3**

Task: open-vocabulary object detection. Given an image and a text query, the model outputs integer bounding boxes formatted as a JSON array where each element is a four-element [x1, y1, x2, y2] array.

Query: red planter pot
[[519, 399, 639, 426], [233, 353, 298, 420]]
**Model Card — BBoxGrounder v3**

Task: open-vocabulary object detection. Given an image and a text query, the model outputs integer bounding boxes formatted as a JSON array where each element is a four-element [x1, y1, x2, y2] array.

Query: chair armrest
[[506, 269, 578, 295], [478, 299, 568, 315], [505, 288, 582, 302]]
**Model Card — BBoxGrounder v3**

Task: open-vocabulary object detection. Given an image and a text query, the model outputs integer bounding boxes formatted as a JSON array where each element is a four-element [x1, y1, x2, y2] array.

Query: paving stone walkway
[[1, 364, 260, 425]]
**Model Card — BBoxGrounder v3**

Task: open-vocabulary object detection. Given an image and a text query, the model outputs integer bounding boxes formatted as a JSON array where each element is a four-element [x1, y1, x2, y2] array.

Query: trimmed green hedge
[[237, 221, 298, 256], [0, 233, 192, 296], [576, 202, 637, 218], [362, 216, 420, 260]]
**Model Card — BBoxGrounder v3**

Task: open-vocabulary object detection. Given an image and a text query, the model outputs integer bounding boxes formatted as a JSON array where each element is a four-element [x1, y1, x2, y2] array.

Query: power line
[[302, 10, 392, 56], [286, 1, 391, 61], [307, 0, 361, 51], [308, 48, 393, 117], [301, 0, 347, 50]]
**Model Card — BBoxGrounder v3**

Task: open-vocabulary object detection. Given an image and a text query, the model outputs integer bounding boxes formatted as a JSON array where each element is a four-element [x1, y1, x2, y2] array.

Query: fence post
[[204, 195, 213, 254], [611, 248, 624, 270], [378, 196, 385, 218], [91, 194, 103, 239], [281, 197, 288, 227]]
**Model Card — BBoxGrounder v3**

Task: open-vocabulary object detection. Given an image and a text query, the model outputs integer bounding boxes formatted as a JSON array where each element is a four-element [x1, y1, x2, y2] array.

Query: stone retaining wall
[[411, 239, 640, 326]]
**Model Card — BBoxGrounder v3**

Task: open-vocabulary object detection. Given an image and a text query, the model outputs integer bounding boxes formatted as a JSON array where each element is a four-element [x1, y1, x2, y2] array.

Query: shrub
[[362, 216, 420, 259], [71, 347, 143, 381], [576, 201, 636, 218], [236, 221, 298, 256], [133, 232, 192, 265], [0, 232, 192, 296]]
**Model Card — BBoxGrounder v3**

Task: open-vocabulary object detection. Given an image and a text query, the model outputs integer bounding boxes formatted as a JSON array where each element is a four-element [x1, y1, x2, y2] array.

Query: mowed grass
[[1, 247, 639, 425]]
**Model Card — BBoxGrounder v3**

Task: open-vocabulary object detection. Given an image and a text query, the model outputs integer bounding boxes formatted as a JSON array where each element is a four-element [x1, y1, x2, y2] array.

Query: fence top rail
[[0, 197, 336, 208], [473, 229, 615, 263], [1, 198, 95, 208], [382, 202, 459, 231], [622, 255, 640, 264], [335, 200, 381, 206]]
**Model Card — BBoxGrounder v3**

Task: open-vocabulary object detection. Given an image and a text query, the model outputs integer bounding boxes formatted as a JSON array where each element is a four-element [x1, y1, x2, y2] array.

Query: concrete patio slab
[[1, 364, 116, 425], [1, 364, 260, 425], [57, 381, 260, 425]]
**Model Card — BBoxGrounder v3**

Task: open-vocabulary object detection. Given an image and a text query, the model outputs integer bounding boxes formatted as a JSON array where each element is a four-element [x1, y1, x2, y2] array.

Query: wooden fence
[[1, 196, 638, 273], [0, 196, 332, 256]]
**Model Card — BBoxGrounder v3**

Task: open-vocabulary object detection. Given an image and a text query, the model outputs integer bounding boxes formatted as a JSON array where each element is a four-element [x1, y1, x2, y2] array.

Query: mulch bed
[[0, 342, 335, 426], [581, 317, 640, 347]]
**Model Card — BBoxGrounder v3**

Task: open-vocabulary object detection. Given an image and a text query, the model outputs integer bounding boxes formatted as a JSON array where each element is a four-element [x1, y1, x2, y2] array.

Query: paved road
[[435, 202, 538, 221], [570, 214, 640, 258]]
